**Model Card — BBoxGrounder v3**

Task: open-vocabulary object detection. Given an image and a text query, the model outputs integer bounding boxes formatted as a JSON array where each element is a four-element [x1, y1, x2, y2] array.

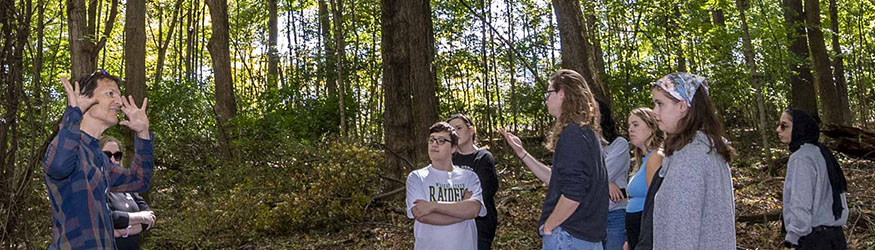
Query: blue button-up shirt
[[43, 106, 154, 250]]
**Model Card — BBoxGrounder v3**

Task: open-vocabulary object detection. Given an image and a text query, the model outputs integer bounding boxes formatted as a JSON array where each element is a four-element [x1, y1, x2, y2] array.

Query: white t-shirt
[[406, 165, 487, 250]]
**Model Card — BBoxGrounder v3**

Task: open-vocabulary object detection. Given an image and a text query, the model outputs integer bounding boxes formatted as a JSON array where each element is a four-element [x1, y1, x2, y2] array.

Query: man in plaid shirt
[[43, 71, 154, 249]]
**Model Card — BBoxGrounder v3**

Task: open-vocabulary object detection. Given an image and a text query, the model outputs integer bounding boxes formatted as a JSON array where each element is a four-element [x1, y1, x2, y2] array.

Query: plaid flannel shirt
[[43, 106, 154, 250]]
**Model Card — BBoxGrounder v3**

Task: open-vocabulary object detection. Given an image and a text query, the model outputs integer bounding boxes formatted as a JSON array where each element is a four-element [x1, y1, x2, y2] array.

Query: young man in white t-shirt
[[406, 122, 487, 250]]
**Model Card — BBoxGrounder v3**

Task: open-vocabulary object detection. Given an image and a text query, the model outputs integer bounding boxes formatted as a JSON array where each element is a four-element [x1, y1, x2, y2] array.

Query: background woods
[[1, 0, 874, 248]]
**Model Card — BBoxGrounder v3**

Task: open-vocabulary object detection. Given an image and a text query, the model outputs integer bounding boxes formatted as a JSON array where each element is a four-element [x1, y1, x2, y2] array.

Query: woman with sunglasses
[[777, 109, 848, 250], [101, 136, 156, 250]]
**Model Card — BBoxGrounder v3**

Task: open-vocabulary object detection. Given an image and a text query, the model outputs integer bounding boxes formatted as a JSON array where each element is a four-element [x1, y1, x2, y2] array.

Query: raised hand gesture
[[119, 95, 150, 139], [61, 77, 96, 111], [498, 128, 527, 159]]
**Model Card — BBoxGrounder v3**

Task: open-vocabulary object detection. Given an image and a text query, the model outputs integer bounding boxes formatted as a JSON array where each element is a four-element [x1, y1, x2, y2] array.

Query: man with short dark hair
[[406, 122, 486, 250], [43, 71, 154, 249]]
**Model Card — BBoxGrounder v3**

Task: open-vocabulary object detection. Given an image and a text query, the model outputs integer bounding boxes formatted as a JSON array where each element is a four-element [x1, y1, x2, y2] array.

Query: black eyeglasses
[[544, 89, 559, 99], [427, 137, 451, 145], [103, 151, 123, 161]]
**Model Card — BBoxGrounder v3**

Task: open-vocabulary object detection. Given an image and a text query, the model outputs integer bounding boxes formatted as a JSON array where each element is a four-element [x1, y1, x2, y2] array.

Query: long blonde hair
[[545, 69, 601, 151], [629, 107, 664, 170]]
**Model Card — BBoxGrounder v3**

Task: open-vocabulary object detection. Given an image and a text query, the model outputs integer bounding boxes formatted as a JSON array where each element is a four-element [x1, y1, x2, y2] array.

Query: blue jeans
[[542, 226, 604, 250], [604, 209, 627, 250]]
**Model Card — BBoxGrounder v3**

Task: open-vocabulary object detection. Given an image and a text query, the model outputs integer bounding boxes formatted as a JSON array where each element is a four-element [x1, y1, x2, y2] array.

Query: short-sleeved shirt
[[453, 149, 499, 249], [406, 165, 487, 250]]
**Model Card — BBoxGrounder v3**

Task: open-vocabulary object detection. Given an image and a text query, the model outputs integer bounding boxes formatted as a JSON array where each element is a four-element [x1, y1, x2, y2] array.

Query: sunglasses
[[82, 69, 110, 88], [103, 151, 123, 161], [777, 121, 790, 131]]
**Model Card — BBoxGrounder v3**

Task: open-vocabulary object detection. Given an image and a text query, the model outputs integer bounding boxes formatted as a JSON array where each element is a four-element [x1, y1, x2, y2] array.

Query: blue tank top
[[627, 151, 652, 213]]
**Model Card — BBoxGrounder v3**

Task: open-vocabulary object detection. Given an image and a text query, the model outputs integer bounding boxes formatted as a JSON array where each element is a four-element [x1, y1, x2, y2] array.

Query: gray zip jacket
[[653, 131, 736, 249], [783, 143, 848, 244]]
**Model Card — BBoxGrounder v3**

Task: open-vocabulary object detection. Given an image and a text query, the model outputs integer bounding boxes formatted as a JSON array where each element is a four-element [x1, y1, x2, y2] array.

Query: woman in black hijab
[[777, 108, 848, 250]]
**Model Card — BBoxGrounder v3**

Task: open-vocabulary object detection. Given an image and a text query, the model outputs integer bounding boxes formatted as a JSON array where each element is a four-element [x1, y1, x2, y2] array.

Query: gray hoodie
[[783, 143, 849, 244], [653, 131, 736, 250]]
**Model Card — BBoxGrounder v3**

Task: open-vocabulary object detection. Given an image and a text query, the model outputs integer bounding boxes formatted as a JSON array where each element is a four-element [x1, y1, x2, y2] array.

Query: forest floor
[[253, 131, 875, 250]]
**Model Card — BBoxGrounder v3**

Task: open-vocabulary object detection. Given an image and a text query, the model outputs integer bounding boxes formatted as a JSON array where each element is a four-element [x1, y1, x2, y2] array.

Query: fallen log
[[737, 211, 782, 224], [821, 124, 875, 161]]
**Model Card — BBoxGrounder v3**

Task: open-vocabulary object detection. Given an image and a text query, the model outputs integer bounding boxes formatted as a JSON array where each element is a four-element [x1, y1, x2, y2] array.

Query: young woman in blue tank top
[[622, 108, 664, 250]]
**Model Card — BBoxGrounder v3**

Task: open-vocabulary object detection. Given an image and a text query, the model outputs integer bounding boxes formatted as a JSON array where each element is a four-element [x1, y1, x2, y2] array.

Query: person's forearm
[[544, 195, 580, 231], [44, 107, 84, 180], [113, 224, 143, 238], [107, 135, 154, 192], [432, 199, 482, 219], [416, 212, 467, 225], [520, 151, 552, 184], [129, 224, 143, 236]]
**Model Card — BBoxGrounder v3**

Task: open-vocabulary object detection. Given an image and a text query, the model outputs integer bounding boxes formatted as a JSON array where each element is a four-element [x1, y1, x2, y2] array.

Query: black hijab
[[786, 108, 847, 220]]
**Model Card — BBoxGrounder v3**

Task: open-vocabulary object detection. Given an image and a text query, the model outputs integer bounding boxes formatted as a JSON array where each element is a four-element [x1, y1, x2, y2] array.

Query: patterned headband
[[652, 72, 709, 107]]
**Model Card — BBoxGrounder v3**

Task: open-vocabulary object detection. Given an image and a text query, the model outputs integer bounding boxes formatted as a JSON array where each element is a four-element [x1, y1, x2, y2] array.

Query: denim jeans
[[542, 226, 604, 250], [604, 209, 627, 250]]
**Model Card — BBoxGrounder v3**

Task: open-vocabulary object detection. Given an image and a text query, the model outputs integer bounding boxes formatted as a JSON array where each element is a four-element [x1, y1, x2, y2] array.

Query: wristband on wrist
[[784, 241, 798, 248], [123, 226, 131, 238], [519, 152, 530, 160]]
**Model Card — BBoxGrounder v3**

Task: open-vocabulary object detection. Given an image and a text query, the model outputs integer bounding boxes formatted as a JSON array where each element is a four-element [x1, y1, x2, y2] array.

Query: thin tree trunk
[[267, 0, 279, 89], [331, 0, 347, 138], [783, 0, 818, 114], [124, 0, 147, 163], [0, 0, 30, 243], [154, 0, 183, 84], [319, 0, 336, 95], [805, 0, 846, 125], [206, 0, 236, 158], [828, 0, 851, 123], [737, 0, 774, 174]]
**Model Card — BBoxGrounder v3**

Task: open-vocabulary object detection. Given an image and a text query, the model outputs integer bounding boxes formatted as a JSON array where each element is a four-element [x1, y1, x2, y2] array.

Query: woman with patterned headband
[[636, 73, 737, 250]]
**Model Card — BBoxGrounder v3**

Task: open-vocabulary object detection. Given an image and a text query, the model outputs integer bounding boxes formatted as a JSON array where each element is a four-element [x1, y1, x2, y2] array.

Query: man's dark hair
[[77, 70, 122, 98], [429, 122, 459, 147]]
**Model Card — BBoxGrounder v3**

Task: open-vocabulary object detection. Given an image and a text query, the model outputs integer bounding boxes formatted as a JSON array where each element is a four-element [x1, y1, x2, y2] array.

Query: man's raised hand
[[119, 96, 150, 139], [61, 77, 96, 111]]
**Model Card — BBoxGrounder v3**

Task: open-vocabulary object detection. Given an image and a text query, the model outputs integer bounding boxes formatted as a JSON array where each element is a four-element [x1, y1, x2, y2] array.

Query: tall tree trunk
[[207, 0, 237, 158], [507, 0, 517, 131], [331, 0, 347, 138], [407, 0, 439, 166], [381, 0, 439, 184], [0, 0, 30, 243], [124, 0, 147, 166], [828, 0, 851, 123], [319, 0, 336, 96], [267, 0, 279, 89], [68, 0, 118, 79], [551, 0, 609, 104], [381, 0, 415, 185], [737, 0, 774, 174], [783, 0, 818, 115], [804, 0, 846, 125]]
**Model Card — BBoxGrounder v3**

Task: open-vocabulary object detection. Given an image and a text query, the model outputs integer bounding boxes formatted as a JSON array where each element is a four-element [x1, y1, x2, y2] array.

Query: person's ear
[[678, 100, 689, 114]]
